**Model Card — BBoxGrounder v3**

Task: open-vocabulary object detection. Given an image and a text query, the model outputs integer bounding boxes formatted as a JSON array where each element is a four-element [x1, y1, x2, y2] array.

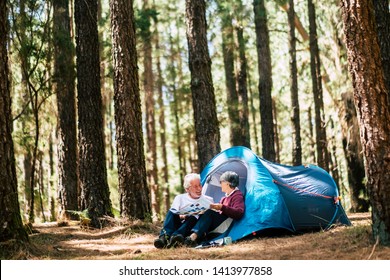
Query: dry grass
[[2, 212, 390, 260]]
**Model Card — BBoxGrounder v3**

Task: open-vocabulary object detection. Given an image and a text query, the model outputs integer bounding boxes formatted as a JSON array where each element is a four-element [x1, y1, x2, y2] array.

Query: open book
[[170, 196, 212, 215]]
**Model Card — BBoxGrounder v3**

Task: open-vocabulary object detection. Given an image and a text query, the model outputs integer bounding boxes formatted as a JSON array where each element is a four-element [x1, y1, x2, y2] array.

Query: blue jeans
[[160, 211, 198, 237], [191, 209, 228, 239]]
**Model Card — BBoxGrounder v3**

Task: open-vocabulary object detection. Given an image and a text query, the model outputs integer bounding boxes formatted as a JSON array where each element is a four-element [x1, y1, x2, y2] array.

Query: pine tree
[[75, 0, 113, 227], [185, 0, 221, 171], [110, 0, 151, 220], [253, 0, 275, 161], [53, 0, 78, 220], [288, 0, 302, 166], [0, 0, 28, 242], [341, 0, 390, 245]]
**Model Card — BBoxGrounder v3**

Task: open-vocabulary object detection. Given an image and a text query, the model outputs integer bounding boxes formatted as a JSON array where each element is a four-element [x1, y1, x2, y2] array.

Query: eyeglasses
[[189, 184, 202, 189]]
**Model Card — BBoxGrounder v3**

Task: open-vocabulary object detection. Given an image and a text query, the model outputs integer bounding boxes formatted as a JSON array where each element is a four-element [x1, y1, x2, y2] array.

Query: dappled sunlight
[[63, 234, 154, 250]]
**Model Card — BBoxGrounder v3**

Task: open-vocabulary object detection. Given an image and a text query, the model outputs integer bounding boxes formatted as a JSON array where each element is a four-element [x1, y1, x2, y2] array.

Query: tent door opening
[[202, 159, 248, 202]]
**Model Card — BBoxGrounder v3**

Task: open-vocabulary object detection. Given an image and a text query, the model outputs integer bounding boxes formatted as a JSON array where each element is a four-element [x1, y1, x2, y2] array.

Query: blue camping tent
[[200, 146, 351, 242]]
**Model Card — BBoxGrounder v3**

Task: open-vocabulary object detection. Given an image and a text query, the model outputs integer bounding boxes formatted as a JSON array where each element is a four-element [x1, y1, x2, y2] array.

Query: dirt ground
[[2, 212, 390, 260]]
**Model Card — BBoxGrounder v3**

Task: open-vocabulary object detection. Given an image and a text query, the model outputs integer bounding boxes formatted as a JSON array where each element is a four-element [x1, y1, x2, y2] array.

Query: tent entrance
[[202, 159, 248, 202]]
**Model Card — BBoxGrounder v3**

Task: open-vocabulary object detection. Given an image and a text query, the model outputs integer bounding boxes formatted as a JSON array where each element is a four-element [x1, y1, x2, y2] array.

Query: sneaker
[[168, 234, 184, 248], [184, 236, 198, 247], [154, 235, 169, 249]]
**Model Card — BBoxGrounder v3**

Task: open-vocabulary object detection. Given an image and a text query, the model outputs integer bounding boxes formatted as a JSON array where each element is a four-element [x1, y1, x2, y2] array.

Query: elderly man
[[154, 173, 213, 248]]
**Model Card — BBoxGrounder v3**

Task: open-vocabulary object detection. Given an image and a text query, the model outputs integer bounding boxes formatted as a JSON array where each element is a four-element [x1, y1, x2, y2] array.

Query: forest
[[1, 0, 390, 259]]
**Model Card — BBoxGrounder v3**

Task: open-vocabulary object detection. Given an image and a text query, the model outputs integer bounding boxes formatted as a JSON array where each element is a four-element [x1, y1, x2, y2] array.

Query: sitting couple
[[154, 171, 245, 248]]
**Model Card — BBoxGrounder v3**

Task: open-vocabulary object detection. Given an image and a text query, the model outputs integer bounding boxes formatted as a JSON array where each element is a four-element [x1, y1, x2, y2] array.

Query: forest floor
[[2, 212, 390, 260]]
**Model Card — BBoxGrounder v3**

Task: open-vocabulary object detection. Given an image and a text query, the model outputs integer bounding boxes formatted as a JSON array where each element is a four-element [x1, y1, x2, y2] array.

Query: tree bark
[[341, 0, 390, 245], [288, 0, 302, 166], [308, 0, 329, 171], [373, 0, 390, 101], [154, 16, 170, 214], [253, 0, 275, 161], [272, 99, 280, 162], [53, 0, 79, 220], [185, 0, 221, 171], [235, 21, 251, 149], [141, 0, 159, 220], [75, 0, 113, 227], [168, 32, 185, 187], [247, 70, 260, 155], [218, 4, 240, 147], [0, 0, 28, 242], [110, 0, 151, 220], [339, 91, 368, 212], [307, 107, 316, 163], [278, 1, 309, 41]]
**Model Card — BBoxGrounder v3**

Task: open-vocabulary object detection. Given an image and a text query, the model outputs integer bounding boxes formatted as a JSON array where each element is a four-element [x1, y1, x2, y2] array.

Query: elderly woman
[[154, 173, 213, 248], [185, 171, 245, 247]]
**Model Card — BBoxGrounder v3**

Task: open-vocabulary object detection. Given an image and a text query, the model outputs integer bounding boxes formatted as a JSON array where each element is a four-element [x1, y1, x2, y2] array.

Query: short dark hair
[[220, 171, 239, 188]]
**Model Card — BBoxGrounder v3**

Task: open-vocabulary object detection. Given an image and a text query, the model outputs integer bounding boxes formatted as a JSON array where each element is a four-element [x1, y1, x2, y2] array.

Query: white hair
[[183, 173, 201, 189]]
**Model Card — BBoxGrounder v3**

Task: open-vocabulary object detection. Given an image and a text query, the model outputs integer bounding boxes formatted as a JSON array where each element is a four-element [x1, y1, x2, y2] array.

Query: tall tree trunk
[[247, 70, 260, 155], [235, 22, 251, 149], [288, 0, 302, 166], [108, 90, 115, 170], [23, 151, 32, 217], [307, 106, 316, 163], [185, 0, 221, 171], [339, 91, 368, 212], [218, 4, 240, 146], [49, 132, 56, 221], [373, 0, 390, 100], [53, 0, 78, 220], [141, 0, 159, 220], [38, 153, 46, 222], [154, 16, 170, 214], [75, 0, 113, 227], [0, 0, 28, 241], [308, 0, 329, 171], [328, 118, 341, 190], [28, 82, 39, 224], [186, 128, 198, 172], [272, 99, 280, 162], [175, 1, 197, 177], [341, 0, 390, 245], [110, 0, 151, 220], [168, 32, 184, 187], [253, 0, 275, 161], [278, 1, 309, 41], [98, 0, 111, 171]]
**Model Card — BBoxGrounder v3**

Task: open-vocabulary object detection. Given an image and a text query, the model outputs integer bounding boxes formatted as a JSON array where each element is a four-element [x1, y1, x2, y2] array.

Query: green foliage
[[136, 8, 158, 39], [66, 209, 90, 220], [9, 0, 56, 224], [274, 0, 288, 6]]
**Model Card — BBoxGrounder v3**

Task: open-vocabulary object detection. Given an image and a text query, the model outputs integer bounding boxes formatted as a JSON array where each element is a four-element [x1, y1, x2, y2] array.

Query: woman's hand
[[210, 203, 223, 211]]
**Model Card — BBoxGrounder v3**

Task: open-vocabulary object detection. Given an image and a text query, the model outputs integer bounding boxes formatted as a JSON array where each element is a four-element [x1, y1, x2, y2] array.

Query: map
[[170, 196, 212, 215]]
